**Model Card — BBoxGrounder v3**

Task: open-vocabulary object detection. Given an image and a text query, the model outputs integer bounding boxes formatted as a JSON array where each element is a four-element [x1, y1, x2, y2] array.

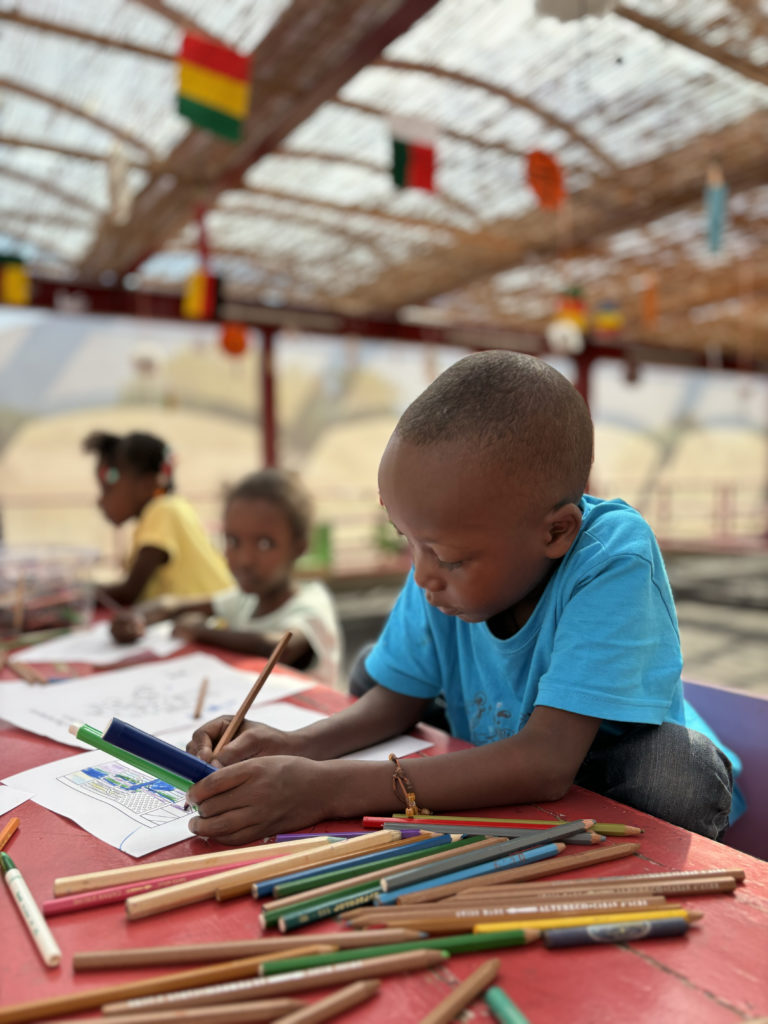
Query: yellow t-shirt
[[131, 494, 233, 601]]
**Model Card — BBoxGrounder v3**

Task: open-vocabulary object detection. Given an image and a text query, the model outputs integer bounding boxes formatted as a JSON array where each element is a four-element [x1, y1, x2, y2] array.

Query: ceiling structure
[[2, 0, 768, 368]]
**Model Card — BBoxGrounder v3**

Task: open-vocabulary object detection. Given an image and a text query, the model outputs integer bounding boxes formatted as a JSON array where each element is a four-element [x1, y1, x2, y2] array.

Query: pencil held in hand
[[212, 631, 292, 756]]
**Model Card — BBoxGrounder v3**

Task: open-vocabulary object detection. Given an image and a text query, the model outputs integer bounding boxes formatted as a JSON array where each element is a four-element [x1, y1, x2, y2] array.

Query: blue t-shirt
[[366, 496, 738, 770]]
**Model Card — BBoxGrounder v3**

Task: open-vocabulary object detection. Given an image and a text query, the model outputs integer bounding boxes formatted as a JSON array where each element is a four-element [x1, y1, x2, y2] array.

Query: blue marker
[[101, 717, 215, 785]]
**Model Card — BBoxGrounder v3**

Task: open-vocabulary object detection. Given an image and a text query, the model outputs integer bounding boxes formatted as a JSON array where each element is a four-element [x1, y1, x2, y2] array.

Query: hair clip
[[98, 465, 120, 486]]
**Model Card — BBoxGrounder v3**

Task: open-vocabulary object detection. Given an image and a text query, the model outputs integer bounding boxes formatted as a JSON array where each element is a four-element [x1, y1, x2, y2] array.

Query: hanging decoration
[[180, 269, 219, 320], [704, 160, 728, 253], [641, 272, 658, 329], [177, 34, 252, 141], [592, 299, 624, 340], [527, 151, 566, 209], [0, 256, 31, 305], [545, 286, 587, 355], [219, 322, 248, 356], [391, 117, 436, 192]]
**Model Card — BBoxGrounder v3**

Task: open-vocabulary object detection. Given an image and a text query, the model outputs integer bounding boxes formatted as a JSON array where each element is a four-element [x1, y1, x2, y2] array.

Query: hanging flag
[[177, 34, 252, 141], [527, 151, 566, 209], [0, 256, 31, 305], [592, 299, 624, 339], [180, 270, 219, 320], [391, 117, 436, 191], [704, 160, 728, 253]]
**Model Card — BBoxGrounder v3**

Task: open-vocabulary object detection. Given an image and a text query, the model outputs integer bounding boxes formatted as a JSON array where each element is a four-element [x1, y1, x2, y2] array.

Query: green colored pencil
[[260, 928, 540, 975], [277, 882, 383, 932], [485, 985, 532, 1024], [261, 878, 382, 929]]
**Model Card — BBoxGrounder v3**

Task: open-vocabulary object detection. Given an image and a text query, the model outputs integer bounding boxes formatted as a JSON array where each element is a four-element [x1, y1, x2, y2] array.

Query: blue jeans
[[348, 647, 733, 840]]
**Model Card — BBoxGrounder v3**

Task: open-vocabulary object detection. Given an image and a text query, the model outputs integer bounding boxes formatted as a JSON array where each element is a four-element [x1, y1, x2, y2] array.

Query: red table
[[1, 652, 767, 1022]]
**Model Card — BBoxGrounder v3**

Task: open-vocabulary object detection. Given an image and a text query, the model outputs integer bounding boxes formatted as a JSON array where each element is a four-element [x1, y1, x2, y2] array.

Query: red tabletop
[[1, 650, 767, 1022]]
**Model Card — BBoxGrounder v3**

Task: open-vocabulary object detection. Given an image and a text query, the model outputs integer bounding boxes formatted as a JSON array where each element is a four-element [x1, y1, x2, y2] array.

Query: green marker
[[69, 722, 191, 796], [485, 985, 532, 1024], [259, 929, 539, 975]]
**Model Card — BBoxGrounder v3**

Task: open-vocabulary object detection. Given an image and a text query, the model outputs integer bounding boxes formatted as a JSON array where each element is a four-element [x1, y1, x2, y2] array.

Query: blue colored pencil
[[253, 834, 454, 898], [374, 843, 565, 905]]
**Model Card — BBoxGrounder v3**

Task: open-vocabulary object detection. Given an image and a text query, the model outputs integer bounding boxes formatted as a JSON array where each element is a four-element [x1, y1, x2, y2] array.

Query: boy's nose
[[412, 551, 445, 593]]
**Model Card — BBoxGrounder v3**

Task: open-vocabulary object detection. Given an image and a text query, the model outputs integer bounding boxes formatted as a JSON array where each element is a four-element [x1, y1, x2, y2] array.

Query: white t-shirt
[[212, 581, 343, 689]]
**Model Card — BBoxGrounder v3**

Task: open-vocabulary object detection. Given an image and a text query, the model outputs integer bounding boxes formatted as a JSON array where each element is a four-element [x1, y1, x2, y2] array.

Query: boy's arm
[[187, 700, 600, 844], [111, 593, 214, 643], [176, 621, 314, 668], [100, 546, 168, 606]]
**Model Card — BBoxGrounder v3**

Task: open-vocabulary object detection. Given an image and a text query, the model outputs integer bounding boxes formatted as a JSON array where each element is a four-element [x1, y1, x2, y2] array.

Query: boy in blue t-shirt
[[187, 351, 733, 844]]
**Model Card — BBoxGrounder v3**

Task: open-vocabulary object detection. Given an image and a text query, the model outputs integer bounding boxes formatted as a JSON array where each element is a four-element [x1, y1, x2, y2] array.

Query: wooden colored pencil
[[445, 867, 745, 899], [259, 839, 500, 918], [213, 832, 420, 904], [193, 677, 209, 719], [6, 660, 48, 683], [485, 985, 532, 1024], [418, 957, 500, 1024], [213, 631, 292, 755], [126, 831, 402, 919], [36, 999, 305, 1024], [0, 816, 20, 852], [0, 950, 341, 1024], [261, 928, 539, 974], [100, 949, 448, 1015], [383, 818, 594, 841], [268, 979, 380, 1024], [444, 876, 741, 902], [54, 836, 333, 896], [383, 814, 644, 837], [393, 841, 641, 905], [474, 908, 703, 932], [73, 929, 427, 970]]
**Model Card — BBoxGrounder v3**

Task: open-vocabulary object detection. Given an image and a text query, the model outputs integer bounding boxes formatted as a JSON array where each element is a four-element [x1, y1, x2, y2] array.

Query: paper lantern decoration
[[180, 270, 219, 319], [178, 34, 252, 141], [220, 322, 247, 356], [391, 117, 436, 191], [592, 300, 624, 339], [527, 151, 566, 209], [556, 287, 587, 329]]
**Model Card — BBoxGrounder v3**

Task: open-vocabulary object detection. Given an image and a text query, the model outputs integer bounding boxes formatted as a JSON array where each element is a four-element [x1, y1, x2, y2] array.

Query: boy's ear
[[543, 502, 582, 558]]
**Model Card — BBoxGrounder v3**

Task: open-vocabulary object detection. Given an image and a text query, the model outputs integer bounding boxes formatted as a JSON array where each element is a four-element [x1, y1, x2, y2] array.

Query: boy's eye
[[256, 537, 275, 551], [437, 558, 463, 570], [225, 535, 239, 549]]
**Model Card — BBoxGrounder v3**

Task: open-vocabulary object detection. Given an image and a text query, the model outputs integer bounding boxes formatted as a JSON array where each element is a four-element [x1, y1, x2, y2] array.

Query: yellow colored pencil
[[475, 907, 702, 932]]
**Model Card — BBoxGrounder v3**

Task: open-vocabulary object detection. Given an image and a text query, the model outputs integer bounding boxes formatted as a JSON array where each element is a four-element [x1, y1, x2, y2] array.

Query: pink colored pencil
[[42, 861, 254, 916]]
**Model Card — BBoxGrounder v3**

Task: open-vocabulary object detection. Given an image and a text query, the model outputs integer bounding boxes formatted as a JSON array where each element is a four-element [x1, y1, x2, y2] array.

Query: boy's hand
[[187, 756, 333, 844], [172, 611, 206, 642], [187, 715, 299, 765], [110, 611, 146, 644]]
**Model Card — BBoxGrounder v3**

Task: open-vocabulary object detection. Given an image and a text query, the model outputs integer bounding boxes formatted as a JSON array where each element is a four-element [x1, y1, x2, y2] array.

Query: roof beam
[[77, 0, 442, 279], [615, 5, 768, 87], [0, 11, 173, 59]]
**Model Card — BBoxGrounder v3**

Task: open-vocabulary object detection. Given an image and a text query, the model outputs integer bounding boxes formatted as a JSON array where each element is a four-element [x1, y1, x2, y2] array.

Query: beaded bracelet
[[389, 753, 431, 818]]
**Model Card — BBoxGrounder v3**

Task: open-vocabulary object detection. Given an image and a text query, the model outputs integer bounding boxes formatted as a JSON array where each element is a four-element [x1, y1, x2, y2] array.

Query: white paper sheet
[[11, 619, 185, 665], [3, 708, 433, 857], [0, 651, 313, 746], [0, 785, 33, 816]]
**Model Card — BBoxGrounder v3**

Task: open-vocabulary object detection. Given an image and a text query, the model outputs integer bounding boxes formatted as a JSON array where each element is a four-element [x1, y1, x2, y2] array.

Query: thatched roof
[[2, 0, 768, 364]]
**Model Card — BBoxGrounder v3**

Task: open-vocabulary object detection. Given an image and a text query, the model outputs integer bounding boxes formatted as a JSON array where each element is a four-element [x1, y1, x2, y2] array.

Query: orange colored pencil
[[0, 816, 20, 852]]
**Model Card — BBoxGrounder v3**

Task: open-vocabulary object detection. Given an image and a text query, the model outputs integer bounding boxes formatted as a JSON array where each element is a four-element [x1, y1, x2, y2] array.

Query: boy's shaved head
[[394, 350, 593, 507]]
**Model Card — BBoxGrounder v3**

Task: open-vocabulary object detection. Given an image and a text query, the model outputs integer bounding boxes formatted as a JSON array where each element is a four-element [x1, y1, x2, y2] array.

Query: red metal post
[[260, 326, 276, 467]]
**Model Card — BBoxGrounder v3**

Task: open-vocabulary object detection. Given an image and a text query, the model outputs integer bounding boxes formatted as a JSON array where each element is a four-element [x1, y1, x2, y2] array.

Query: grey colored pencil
[[382, 818, 594, 841], [381, 820, 592, 891]]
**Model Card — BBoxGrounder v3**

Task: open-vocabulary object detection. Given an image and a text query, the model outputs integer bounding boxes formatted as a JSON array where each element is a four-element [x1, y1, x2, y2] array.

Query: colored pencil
[[6, 660, 48, 684], [0, 815, 20, 852], [382, 817, 594, 841], [54, 836, 332, 896], [447, 867, 745, 899], [380, 839, 565, 894], [251, 833, 453, 900], [102, 718, 216, 785], [485, 985, 532, 1024], [73, 929, 427, 970], [375, 843, 566, 905], [261, 928, 539, 975], [270, 980, 380, 1024], [70, 722, 200, 795], [43, 861, 260, 916], [99, 949, 448, 1016], [446, 876, 741, 902], [277, 882, 384, 932], [1, 851, 61, 968], [394, 841, 641, 905], [213, 630, 292, 755], [475, 908, 702, 932], [543, 915, 692, 947], [126, 830, 401, 919], [418, 957, 500, 1024], [193, 677, 209, 719], [383, 814, 645, 837], [35, 999, 306, 1024], [0, 948, 337, 1024]]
